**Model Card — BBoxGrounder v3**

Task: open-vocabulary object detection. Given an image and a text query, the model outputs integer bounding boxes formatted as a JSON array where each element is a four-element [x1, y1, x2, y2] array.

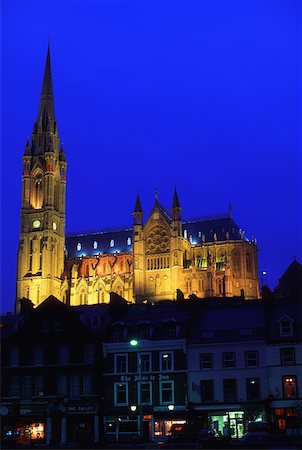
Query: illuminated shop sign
[[120, 374, 170, 382]]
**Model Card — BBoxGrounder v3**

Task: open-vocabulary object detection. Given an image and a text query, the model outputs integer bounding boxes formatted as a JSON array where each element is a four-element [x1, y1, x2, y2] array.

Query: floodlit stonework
[[16, 48, 260, 310]]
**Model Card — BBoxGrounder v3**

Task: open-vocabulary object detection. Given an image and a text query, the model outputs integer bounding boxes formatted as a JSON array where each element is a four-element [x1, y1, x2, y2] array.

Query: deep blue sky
[[1, 0, 301, 312]]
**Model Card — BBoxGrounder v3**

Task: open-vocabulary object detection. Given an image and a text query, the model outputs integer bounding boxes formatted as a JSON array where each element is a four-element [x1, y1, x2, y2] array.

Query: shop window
[[30, 423, 45, 440], [223, 378, 237, 402], [114, 382, 128, 406], [140, 381, 152, 404], [160, 380, 174, 404], [280, 348, 295, 365], [283, 376, 297, 398], [245, 350, 258, 367], [246, 378, 260, 400], [200, 380, 214, 402], [222, 352, 236, 368], [160, 351, 173, 371], [279, 317, 294, 337], [200, 353, 213, 369], [278, 419, 286, 430], [141, 353, 151, 372], [115, 354, 128, 373]]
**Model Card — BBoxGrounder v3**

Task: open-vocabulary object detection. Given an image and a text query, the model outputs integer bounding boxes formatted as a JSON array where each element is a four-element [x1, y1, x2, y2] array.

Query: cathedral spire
[[133, 193, 143, 225], [172, 186, 181, 221], [31, 45, 59, 155], [38, 44, 55, 124]]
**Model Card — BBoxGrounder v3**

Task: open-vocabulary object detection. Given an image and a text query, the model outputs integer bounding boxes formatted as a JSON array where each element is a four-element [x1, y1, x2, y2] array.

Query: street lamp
[[130, 339, 142, 440]]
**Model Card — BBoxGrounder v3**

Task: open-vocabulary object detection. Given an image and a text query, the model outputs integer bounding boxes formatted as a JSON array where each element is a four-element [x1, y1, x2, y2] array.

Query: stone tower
[[16, 46, 67, 309]]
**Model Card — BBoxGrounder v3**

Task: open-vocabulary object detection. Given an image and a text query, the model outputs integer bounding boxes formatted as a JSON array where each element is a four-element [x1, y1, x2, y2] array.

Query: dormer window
[[279, 317, 294, 337], [139, 325, 150, 340]]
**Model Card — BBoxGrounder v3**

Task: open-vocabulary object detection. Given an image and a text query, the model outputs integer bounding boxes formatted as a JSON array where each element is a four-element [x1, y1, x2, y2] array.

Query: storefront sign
[[66, 405, 97, 413], [120, 374, 170, 382]]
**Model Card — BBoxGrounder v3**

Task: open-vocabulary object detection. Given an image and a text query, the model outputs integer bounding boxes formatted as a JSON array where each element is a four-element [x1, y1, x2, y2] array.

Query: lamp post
[[130, 339, 142, 440]]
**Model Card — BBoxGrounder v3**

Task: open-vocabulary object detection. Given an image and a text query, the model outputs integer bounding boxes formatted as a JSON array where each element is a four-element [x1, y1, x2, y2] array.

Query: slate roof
[[188, 300, 265, 344], [65, 216, 246, 259]]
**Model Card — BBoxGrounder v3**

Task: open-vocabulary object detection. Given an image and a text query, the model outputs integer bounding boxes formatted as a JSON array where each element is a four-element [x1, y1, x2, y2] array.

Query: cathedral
[[16, 48, 260, 310]]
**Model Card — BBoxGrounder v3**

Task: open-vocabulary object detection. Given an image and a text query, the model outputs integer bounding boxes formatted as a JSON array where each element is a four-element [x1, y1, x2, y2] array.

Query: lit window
[[110, 239, 114, 248], [93, 241, 98, 249], [245, 351, 258, 367], [200, 353, 213, 369], [160, 351, 173, 371], [127, 237, 132, 246], [114, 382, 128, 405], [222, 352, 236, 368], [77, 243, 81, 251], [246, 378, 260, 400], [184, 230, 188, 239], [198, 231, 202, 238], [280, 348, 295, 365], [160, 380, 174, 404], [283, 376, 297, 398]]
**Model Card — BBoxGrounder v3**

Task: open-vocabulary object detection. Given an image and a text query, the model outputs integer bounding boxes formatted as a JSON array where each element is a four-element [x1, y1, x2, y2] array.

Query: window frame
[[200, 379, 215, 402], [245, 350, 258, 367], [139, 381, 152, 405], [114, 353, 128, 373], [160, 351, 174, 371], [222, 352, 236, 368], [200, 352, 213, 369], [114, 382, 128, 406], [280, 348, 296, 365], [159, 380, 174, 405]]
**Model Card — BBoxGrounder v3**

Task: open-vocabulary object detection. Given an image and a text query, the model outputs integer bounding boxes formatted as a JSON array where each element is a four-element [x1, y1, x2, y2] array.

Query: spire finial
[[38, 45, 55, 125], [229, 202, 232, 218], [155, 190, 159, 202]]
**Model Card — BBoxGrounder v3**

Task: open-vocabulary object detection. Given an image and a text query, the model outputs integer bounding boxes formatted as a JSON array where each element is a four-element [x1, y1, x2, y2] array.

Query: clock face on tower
[[52, 222, 57, 231], [33, 219, 41, 229]]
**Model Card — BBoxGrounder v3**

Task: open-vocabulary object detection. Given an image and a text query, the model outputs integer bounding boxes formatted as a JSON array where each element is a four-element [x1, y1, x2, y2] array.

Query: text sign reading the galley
[[120, 374, 170, 382]]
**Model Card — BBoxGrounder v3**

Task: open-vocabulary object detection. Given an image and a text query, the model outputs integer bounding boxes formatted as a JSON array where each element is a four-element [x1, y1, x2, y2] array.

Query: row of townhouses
[[1, 261, 301, 447]]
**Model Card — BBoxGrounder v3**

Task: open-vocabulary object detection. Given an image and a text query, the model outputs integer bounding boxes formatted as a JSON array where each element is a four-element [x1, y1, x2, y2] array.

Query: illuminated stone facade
[[17, 47, 66, 310], [16, 48, 260, 309]]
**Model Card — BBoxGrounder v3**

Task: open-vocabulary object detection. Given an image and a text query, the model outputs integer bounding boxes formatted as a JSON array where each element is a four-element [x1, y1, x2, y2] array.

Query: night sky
[[1, 0, 301, 313]]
